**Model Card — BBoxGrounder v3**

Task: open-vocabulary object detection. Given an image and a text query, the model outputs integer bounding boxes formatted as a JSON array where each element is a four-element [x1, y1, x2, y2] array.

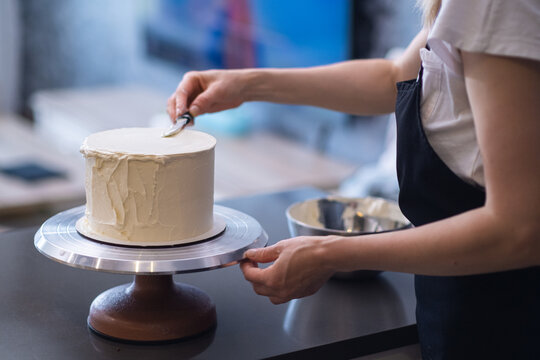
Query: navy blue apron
[[395, 65, 540, 359]]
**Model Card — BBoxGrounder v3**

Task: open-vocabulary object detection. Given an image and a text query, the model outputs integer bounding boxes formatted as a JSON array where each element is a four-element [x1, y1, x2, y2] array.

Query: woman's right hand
[[167, 69, 251, 122]]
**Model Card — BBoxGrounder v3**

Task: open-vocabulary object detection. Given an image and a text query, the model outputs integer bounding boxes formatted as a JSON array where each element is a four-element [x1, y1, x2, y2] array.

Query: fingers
[[240, 261, 289, 303], [168, 69, 248, 122], [269, 297, 287, 305], [188, 93, 208, 118], [167, 95, 177, 123], [252, 283, 288, 304], [240, 256, 293, 304], [244, 245, 281, 263], [174, 87, 188, 118], [239, 259, 267, 284], [241, 243, 287, 299], [189, 103, 202, 118], [167, 71, 203, 122]]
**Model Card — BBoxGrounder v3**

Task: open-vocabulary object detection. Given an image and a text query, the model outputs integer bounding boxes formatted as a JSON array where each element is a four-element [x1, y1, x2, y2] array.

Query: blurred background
[[0, 0, 420, 231]]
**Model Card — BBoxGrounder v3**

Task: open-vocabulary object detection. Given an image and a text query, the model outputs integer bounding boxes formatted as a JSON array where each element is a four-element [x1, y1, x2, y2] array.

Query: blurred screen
[[144, 0, 350, 70]]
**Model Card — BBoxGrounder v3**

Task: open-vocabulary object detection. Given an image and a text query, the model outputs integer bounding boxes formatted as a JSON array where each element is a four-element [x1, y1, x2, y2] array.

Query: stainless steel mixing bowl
[[286, 196, 411, 279]]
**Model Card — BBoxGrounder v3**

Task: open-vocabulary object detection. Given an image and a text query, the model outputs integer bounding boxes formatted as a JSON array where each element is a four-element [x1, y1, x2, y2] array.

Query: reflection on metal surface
[[286, 196, 411, 279], [34, 205, 268, 275], [88, 324, 216, 357], [286, 196, 410, 237], [283, 276, 408, 344]]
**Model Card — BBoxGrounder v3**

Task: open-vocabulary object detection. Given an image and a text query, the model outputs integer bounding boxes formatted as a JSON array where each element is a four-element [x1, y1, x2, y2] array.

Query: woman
[[167, 0, 540, 358]]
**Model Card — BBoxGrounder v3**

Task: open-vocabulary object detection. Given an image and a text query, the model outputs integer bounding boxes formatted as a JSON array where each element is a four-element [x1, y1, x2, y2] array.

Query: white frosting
[[80, 128, 216, 245]]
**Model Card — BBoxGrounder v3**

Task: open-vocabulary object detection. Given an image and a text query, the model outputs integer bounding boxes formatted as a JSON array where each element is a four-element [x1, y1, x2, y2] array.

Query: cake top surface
[[81, 128, 216, 156]]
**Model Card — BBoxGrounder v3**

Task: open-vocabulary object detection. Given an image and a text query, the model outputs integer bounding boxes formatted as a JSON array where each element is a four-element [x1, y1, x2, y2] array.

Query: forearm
[[243, 59, 399, 115], [321, 51, 540, 277], [323, 206, 540, 276], [242, 29, 426, 116], [168, 29, 425, 119]]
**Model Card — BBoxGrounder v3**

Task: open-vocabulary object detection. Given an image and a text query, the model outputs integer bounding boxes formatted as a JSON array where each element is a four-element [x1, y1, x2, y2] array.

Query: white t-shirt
[[420, 0, 540, 187]]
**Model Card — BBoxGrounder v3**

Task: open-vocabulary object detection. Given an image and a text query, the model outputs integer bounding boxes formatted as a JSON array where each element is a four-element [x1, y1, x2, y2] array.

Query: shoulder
[[429, 0, 540, 63]]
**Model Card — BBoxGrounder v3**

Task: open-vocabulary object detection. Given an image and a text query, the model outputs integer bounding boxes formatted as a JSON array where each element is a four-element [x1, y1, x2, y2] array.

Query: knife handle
[[176, 112, 194, 126]]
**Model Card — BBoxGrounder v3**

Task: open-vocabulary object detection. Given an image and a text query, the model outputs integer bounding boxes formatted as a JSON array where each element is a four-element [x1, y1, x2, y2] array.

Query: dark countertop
[[0, 188, 417, 359]]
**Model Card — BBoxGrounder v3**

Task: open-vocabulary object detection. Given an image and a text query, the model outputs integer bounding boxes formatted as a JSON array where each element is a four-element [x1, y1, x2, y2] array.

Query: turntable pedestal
[[34, 205, 267, 343], [88, 275, 216, 342]]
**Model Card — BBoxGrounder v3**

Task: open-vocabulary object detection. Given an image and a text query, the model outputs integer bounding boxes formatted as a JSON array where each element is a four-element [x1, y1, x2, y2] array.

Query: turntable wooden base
[[88, 275, 216, 342]]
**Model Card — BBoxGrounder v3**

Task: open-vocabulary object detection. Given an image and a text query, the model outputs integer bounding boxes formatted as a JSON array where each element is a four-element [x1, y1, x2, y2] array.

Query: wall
[[0, 0, 21, 114], [20, 0, 180, 108], [19, 0, 421, 165]]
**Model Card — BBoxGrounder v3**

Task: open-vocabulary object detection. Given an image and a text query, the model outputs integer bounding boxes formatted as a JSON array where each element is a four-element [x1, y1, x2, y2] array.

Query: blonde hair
[[417, 0, 442, 27]]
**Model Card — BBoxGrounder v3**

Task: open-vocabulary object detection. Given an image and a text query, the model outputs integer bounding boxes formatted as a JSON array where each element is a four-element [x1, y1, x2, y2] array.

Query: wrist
[[316, 235, 345, 273], [320, 235, 380, 273], [241, 68, 273, 102]]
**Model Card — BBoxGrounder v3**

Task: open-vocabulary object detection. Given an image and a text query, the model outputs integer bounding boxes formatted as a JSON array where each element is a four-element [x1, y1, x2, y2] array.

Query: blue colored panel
[[145, 0, 349, 69]]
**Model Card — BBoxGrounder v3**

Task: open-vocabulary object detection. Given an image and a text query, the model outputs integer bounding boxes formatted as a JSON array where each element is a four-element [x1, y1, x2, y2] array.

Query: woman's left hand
[[240, 236, 336, 304]]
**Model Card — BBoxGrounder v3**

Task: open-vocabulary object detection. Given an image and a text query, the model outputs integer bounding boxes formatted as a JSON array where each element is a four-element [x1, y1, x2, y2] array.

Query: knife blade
[[162, 112, 194, 137]]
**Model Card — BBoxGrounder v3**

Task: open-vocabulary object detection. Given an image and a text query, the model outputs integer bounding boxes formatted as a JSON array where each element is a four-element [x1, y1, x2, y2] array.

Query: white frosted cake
[[77, 127, 220, 246]]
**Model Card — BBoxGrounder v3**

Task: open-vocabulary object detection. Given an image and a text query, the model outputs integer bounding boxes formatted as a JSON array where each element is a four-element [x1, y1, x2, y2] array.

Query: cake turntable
[[34, 205, 268, 343]]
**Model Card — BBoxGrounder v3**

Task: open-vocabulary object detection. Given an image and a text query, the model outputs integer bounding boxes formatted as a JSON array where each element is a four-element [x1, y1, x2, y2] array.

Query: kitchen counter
[[0, 113, 355, 220], [0, 188, 417, 359]]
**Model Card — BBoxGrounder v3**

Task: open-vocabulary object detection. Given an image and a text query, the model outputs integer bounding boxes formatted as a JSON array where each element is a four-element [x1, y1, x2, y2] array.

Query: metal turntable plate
[[34, 205, 268, 275], [75, 214, 227, 247]]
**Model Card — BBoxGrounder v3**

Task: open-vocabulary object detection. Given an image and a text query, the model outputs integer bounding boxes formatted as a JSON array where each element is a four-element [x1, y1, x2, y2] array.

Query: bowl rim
[[285, 196, 411, 236]]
